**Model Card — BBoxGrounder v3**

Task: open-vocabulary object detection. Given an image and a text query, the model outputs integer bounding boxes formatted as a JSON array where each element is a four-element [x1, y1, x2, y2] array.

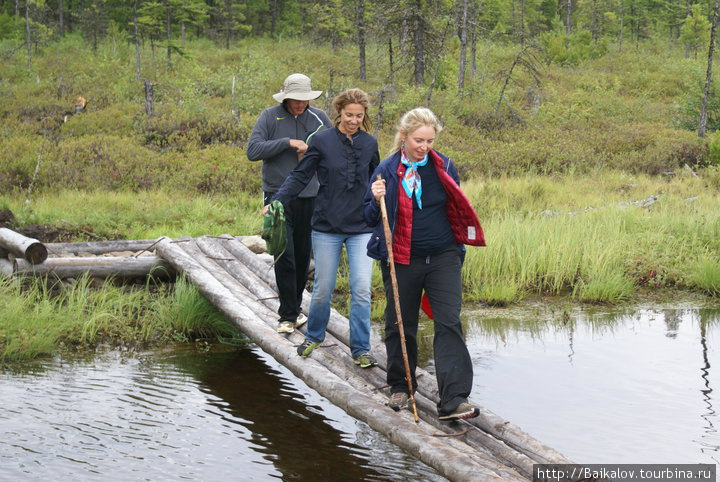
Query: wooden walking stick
[[376, 175, 419, 423]]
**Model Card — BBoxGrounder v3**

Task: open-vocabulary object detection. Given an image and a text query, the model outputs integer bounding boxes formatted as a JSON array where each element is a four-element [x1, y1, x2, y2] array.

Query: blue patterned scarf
[[401, 149, 428, 209]]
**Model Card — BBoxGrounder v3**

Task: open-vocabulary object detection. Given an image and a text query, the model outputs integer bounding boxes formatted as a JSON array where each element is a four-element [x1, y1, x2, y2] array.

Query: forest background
[[1, 0, 720, 360]]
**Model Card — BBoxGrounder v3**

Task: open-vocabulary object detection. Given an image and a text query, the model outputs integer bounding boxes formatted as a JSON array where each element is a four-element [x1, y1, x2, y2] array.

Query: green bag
[[261, 200, 287, 259]]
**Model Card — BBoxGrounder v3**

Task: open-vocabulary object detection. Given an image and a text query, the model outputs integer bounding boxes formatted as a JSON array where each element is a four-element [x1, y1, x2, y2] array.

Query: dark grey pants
[[381, 247, 474, 416], [264, 192, 315, 323]]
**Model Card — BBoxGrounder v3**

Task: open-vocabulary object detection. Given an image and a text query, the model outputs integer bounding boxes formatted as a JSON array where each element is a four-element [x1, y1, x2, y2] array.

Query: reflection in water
[[699, 315, 718, 465], [466, 306, 720, 466], [0, 347, 443, 481]]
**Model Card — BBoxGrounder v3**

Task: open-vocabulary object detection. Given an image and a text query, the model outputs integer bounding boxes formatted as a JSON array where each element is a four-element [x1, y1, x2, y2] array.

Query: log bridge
[[0, 227, 580, 481]]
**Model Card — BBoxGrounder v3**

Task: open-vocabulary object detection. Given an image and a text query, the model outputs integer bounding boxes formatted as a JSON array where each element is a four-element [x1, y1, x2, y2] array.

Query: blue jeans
[[305, 230, 373, 357]]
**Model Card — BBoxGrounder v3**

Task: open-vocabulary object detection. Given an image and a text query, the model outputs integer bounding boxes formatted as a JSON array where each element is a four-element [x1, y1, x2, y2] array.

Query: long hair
[[332, 88, 372, 132], [391, 107, 443, 154]]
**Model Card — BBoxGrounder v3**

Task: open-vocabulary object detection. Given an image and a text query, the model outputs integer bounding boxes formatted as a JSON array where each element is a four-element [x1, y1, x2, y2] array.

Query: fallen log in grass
[[0, 228, 48, 264], [13, 256, 175, 279], [46, 239, 163, 256]]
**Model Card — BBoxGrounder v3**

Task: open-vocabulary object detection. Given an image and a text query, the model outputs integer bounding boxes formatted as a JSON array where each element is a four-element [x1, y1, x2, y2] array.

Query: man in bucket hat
[[248, 73, 331, 334]]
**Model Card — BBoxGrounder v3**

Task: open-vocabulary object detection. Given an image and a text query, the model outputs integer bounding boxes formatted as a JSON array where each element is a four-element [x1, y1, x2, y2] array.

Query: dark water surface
[[0, 346, 443, 481], [2, 305, 718, 480]]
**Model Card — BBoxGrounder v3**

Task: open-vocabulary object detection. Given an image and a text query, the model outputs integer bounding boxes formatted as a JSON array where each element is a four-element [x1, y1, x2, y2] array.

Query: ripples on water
[[466, 306, 720, 468], [0, 347, 443, 481], [4, 306, 717, 480]]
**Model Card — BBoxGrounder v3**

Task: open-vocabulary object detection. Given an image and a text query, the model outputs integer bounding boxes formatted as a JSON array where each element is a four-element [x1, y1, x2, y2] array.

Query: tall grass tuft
[[150, 276, 240, 342], [0, 275, 240, 362], [690, 255, 720, 297]]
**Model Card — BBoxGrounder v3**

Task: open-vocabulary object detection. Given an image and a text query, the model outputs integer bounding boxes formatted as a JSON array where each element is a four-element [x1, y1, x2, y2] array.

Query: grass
[[1, 189, 264, 240], [2, 35, 720, 361], [0, 275, 241, 363], [460, 172, 720, 304]]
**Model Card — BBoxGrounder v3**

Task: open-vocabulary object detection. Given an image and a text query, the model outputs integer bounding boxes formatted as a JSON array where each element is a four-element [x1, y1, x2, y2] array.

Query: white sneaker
[[295, 313, 308, 328], [277, 321, 294, 333]]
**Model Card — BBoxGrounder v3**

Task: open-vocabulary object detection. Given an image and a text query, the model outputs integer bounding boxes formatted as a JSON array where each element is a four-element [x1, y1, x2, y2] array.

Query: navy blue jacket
[[364, 150, 467, 261], [274, 127, 379, 234]]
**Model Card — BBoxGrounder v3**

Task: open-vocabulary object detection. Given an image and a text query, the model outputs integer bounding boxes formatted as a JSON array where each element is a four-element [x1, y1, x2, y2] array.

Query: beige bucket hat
[[272, 73, 323, 103]]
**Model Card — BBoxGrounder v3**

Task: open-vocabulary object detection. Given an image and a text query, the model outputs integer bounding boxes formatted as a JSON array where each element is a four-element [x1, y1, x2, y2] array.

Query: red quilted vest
[[393, 150, 485, 265]]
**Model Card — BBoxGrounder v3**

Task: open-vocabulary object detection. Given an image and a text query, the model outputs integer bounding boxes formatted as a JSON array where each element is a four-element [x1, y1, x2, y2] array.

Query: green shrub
[[51, 135, 166, 190], [0, 135, 54, 192], [707, 131, 720, 166], [540, 30, 609, 66]]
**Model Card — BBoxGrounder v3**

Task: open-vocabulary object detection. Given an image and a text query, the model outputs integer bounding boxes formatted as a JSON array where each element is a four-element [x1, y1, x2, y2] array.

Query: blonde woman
[[364, 107, 485, 420]]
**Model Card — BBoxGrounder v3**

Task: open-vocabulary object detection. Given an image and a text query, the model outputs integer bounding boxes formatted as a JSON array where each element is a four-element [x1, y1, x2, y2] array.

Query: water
[[1, 306, 718, 480], [466, 305, 719, 467], [0, 346, 442, 481]]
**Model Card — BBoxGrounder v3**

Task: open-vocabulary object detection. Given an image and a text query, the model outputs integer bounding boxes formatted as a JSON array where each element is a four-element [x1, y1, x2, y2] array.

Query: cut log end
[[25, 242, 48, 264]]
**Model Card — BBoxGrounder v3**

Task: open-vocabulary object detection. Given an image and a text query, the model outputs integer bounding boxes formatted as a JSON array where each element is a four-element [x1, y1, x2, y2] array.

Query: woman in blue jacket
[[365, 107, 485, 420], [271, 88, 380, 368]]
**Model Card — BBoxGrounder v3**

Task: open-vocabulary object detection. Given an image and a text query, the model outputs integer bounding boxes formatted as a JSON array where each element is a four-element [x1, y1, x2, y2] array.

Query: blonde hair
[[391, 107, 443, 153], [332, 88, 372, 132]]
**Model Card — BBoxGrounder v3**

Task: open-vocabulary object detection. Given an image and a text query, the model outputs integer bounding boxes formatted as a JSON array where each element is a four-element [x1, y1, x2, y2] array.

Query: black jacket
[[274, 127, 379, 234]]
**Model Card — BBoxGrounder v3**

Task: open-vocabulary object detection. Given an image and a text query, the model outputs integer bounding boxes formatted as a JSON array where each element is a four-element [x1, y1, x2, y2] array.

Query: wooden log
[[45, 239, 160, 255], [14, 256, 174, 279], [217, 235, 390, 366], [201, 236, 541, 477], [0, 258, 12, 277], [0, 228, 48, 264], [155, 237, 526, 482], [222, 235, 572, 467]]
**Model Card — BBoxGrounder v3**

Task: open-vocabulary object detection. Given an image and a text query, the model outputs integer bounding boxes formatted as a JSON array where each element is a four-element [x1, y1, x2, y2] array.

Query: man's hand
[[289, 139, 308, 155], [262, 204, 269, 216]]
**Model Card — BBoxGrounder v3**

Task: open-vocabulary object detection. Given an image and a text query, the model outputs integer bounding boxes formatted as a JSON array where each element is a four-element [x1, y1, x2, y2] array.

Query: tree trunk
[[0, 228, 48, 264], [618, 5, 624, 51], [270, 0, 278, 37], [519, 0, 526, 47], [25, 0, 31, 70], [699, 0, 719, 138], [166, 1, 172, 69], [413, 0, 425, 85], [591, 0, 599, 42], [565, 0, 571, 35], [358, 0, 366, 82], [373, 89, 385, 138], [457, 0, 468, 95], [684, 0, 691, 58], [15, 0, 20, 16], [145, 80, 155, 117], [134, 0, 141, 82], [470, 29, 477, 97], [388, 37, 395, 96], [181, 22, 186, 47], [58, 0, 64, 37]]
